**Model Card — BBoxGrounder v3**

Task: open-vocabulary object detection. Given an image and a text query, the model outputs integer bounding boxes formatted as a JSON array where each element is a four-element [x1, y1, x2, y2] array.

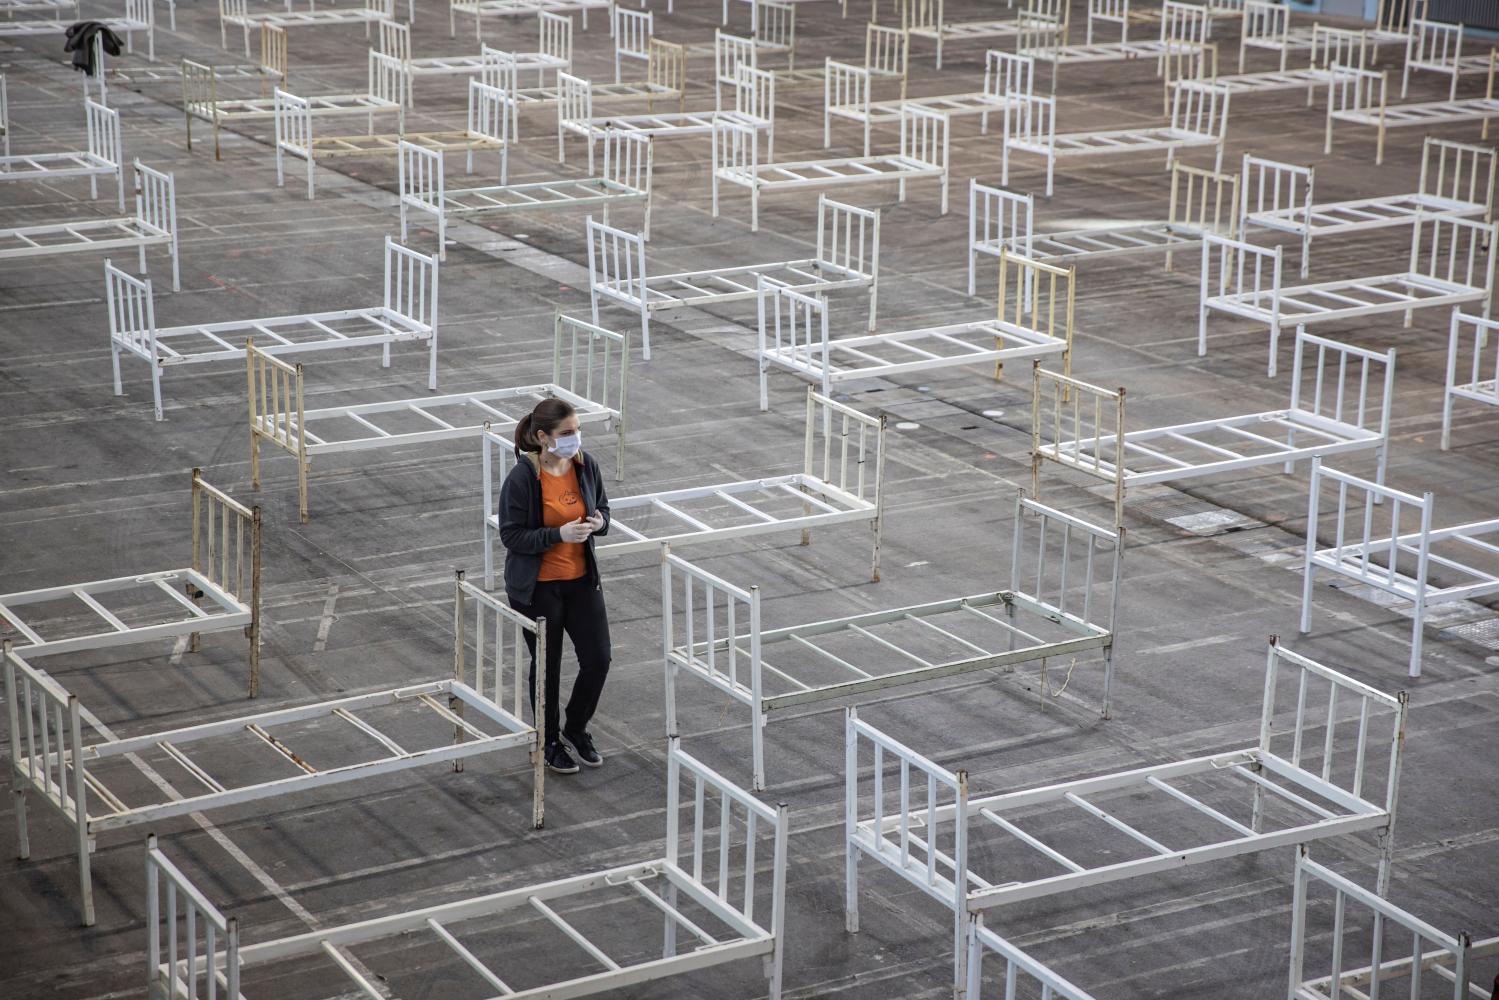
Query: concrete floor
[[1, 0, 1497, 997]]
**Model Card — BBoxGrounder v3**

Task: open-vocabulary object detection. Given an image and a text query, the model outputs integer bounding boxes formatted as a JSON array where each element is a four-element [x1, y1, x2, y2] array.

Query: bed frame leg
[[150, 362, 164, 422], [483, 520, 495, 590], [844, 714, 859, 934], [1408, 600, 1425, 679], [110, 341, 124, 397], [13, 788, 28, 860], [298, 458, 309, 524], [662, 882, 679, 957], [78, 834, 95, 927], [751, 186, 760, 233], [1267, 321, 1281, 378], [751, 706, 766, 792], [381, 341, 392, 369]]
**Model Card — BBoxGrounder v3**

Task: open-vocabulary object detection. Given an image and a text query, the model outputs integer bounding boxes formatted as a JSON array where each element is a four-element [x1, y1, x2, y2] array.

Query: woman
[[497, 398, 612, 775]]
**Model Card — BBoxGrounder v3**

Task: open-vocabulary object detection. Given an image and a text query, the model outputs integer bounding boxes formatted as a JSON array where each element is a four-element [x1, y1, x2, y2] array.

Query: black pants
[[512, 575, 612, 744]]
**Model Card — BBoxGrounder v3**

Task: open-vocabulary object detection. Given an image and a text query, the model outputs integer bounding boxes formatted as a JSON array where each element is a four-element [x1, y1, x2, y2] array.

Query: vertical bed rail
[[601, 130, 654, 238], [538, 9, 572, 82], [133, 160, 181, 292], [85, 98, 125, 211], [1421, 136, 1498, 224], [899, 104, 950, 213], [711, 109, 762, 229], [1443, 309, 1499, 450], [1410, 215, 1498, 326], [190, 471, 263, 697], [823, 58, 872, 153], [998, 247, 1075, 383], [181, 59, 219, 157], [246, 340, 307, 521], [1166, 160, 1240, 273], [663, 739, 789, 998], [5, 644, 95, 925], [1287, 330, 1397, 483], [966, 916, 1100, 999], [1238, 0, 1286, 72], [734, 64, 777, 160], [1030, 361, 1126, 527], [1401, 17, 1461, 100], [556, 71, 592, 165], [866, 22, 909, 99], [660, 549, 765, 786], [453, 571, 546, 828], [1240, 153, 1315, 275], [1198, 231, 1286, 373], [272, 87, 315, 201], [398, 140, 446, 258], [553, 310, 630, 477], [802, 387, 887, 581], [259, 24, 287, 90], [647, 38, 687, 112], [1011, 494, 1123, 718], [1324, 65, 1388, 162], [466, 79, 515, 180], [757, 277, 828, 408], [585, 215, 652, 357], [1299, 459, 1432, 677], [816, 195, 881, 329], [1289, 846, 1493, 1000], [1254, 637, 1408, 895], [615, 7, 651, 84], [146, 835, 240, 1000], [966, 181, 1031, 296], [1001, 91, 1055, 195], [105, 258, 165, 420], [716, 31, 757, 111], [845, 708, 970, 992], [383, 235, 441, 390]]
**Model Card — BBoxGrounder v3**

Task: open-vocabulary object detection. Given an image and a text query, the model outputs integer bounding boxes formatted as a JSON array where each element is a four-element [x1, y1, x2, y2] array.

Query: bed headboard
[[190, 470, 263, 695], [802, 388, 886, 520], [4, 644, 91, 848], [997, 247, 1075, 384], [1286, 329, 1397, 445], [647, 39, 686, 108], [967, 181, 1031, 295], [1419, 136, 1497, 222], [661, 547, 760, 717], [1028, 363, 1126, 524], [553, 311, 630, 475], [146, 835, 240, 1000]]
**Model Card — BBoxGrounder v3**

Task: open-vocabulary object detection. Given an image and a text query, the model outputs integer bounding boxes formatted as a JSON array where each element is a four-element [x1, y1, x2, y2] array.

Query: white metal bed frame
[[449, 0, 607, 39], [1240, 136, 1495, 279], [402, 129, 651, 256], [0, 159, 179, 291], [1401, 18, 1494, 101], [1369, 0, 1427, 57], [0, 0, 154, 60], [219, 0, 391, 59], [183, 48, 405, 162], [760, 247, 1074, 405], [1237, 0, 1319, 73], [965, 917, 1099, 999], [1443, 309, 1499, 451], [1325, 59, 1497, 166], [483, 387, 886, 588], [248, 311, 627, 521], [143, 738, 787, 1000], [107, 237, 440, 421], [0, 75, 8, 159], [824, 49, 1028, 158], [1002, 78, 1229, 198], [273, 79, 510, 200], [378, 14, 571, 102], [1290, 846, 1499, 1000], [1085, 0, 1161, 45], [7, 571, 543, 927], [712, 104, 948, 232], [1300, 458, 1499, 678], [1209, 23, 1367, 109], [1030, 332, 1396, 527], [1198, 215, 1497, 376], [558, 64, 775, 172], [897, 0, 1067, 69], [482, 36, 685, 111], [666, 494, 1120, 791], [0, 98, 124, 211], [0, 471, 260, 687], [968, 161, 1239, 292], [159, 23, 286, 101], [1019, 2, 1213, 108], [587, 194, 881, 358], [846, 637, 1408, 991], [716, 21, 908, 107]]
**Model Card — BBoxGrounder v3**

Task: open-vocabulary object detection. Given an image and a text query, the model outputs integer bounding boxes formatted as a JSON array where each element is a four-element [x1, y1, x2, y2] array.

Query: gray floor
[[1, 1, 1497, 997]]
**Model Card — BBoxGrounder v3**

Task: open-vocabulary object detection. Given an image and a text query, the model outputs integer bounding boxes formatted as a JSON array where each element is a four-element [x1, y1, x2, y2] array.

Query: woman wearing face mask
[[498, 398, 612, 775]]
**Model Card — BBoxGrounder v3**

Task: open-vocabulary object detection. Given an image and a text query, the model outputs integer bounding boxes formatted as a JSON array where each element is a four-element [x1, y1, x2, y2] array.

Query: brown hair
[[514, 398, 578, 457]]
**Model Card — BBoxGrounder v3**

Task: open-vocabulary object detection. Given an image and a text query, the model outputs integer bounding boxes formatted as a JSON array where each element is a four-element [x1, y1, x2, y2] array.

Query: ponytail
[[514, 398, 577, 458]]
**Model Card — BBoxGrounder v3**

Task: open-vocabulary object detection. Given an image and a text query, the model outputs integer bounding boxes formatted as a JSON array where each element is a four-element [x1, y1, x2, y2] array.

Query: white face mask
[[547, 431, 582, 459]]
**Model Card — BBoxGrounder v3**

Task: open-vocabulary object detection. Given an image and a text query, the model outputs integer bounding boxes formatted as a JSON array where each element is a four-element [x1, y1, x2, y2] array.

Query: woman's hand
[[586, 511, 606, 533], [558, 517, 595, 543]]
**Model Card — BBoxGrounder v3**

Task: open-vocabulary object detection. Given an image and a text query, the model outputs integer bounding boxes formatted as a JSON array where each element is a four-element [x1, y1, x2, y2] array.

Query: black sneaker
[[561, 729, 603, 768], [545, 741, 580, 774]]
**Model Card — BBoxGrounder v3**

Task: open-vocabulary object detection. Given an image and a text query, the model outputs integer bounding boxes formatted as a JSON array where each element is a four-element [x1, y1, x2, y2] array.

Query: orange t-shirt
[[538, 464, 588, 582]]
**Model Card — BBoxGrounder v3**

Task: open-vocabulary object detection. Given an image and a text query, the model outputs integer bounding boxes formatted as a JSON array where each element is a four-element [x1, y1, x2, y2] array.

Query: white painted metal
[[379, 14, 570, 102], [846, 637, 1408, 990], [483, 36, 685, 110], [969, 162, 1239, 291], [483, 387, 886, 588], [183, 48, 404, 161], [559, 64, 774, 172], [1021, 2, 1212, 106], [587, 195, 881, 358], [1031, 331, 1395, 527], [0, 472, 260, 687], [762, 248, 1072, 404], [1237, 0, 1316, 73], [1002, 78, 1228, 198], [143, 739, 788, 999], [713, 104, 948, 232], [0, 99, 124, 210], [1300, 458, 1499, 678], [966, 917, 1099, 1000], [449, 0, 607, 39], [723, 21, 907, 104], [107, 236, 439, 421], [668, 494, 1119, 790], [219, 0, 390, 59], [1290, 846, 1499, 1000], [1443, 309, 1499, 451], [0, 0, 153, 60], [1199, 215, 1496, 375], [0, 75, 8, 158], [402, 130, 652, 258], [1242, 138, 1495, 279], [825, 50, 1029, 157], [614, 7, 652, 82], [1402, 18, 1493, 101], [1086, 0, 1162, 46], [274, 78, 510, 199], [10, 572, 540, 926], [1369, 0, 1427, 57], [249, 311, 627, 521], [898, 0, 1067, 69], [1325, 60, 1497, 165], [0, 159, 179, 291], [1212, 23, 1368, 106]]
